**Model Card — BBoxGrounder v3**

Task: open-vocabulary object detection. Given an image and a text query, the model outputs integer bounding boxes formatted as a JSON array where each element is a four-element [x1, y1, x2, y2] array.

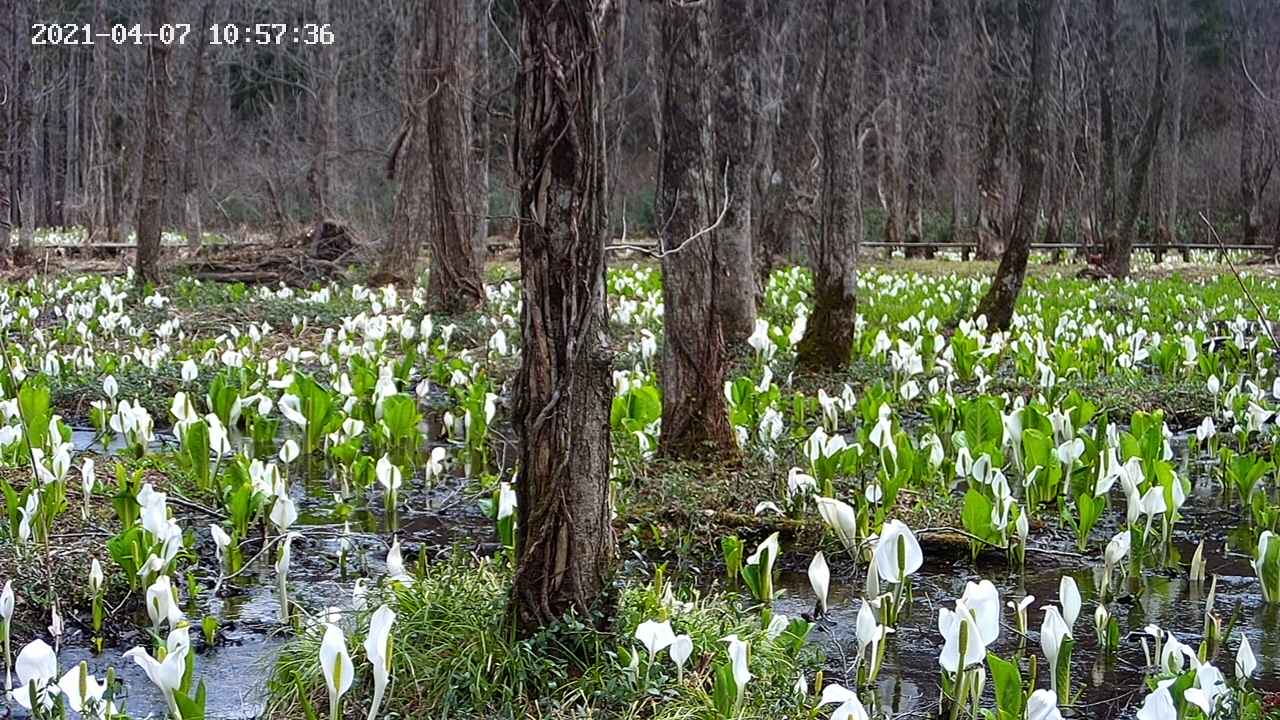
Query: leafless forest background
[[0, 0, 1278, 275]]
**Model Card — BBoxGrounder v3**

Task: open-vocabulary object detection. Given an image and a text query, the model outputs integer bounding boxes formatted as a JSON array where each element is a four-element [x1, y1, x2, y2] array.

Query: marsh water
[[27, 428, 1280, 719]]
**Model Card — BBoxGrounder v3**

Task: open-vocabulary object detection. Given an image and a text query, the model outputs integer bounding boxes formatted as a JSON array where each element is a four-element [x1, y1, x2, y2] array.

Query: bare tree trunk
[[658, 0, 737, 460], [974, 3, 1010, 261], [0, 0, 15, 258], [713, 0, 758, 347], [510, 0, 615, 634], [378, 7, 431, 288], [1098, 0, 1118, 243], [135, 0, 173, 286], [424, 0, 484, 311], [308, 0, 339, 230], [1102, 0, 1168, 278], [16, 0, 34, 263], [471, 0, 492, 254], [644, 4, 664, 151], [1168, 2, 1187, 260], [86, 0, 111, 245], [605, 0, 628, 230], [182, 0, 214, 252], [1240, 23, 1264, 247], [378, 0, 485, 313], [756, 6, 822, 286], [795, 0, 861, 370], [975, 0, 1059, 330]]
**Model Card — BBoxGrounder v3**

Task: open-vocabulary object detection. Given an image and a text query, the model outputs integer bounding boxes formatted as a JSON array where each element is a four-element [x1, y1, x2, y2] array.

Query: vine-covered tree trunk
[[135, 0, 173, 286], [1102, 0, 1168, 278], [510, 0, 615, 634], [756, 6, 822, 285], [658, 0, 738, 460], [713, 0, 758, 347], [795, 0, 860, 370], [975, 0, 1060, 330]]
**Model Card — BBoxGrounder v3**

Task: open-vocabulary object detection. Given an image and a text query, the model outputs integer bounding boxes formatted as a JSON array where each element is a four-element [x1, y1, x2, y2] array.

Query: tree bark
[[510, 0, 615, 634], [1167, 3, 1186, 259], [15, 0, 34, 263], [975, 0, 1059, 330], [1098, 0, 1118, 241], [470, 1, 492, 255], [1101, 0, 1168, 278], [795, 0, 861, 370], [658, 0, 738, 460], [712, 0, 758, 347], [182, 0, 214, 252], [756, 6, 822, 286], [135, 0, 173, 287], [377, 0, 485, 314], [1239, 23, 1264, 246], [308, 0, 339, 228], [424, 0, 484, 311]]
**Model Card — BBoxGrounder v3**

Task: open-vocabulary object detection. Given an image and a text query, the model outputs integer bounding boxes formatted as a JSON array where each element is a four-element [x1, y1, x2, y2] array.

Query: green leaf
[[986, 652, 1023, 720], [961, 489, 998, 544], [712, 662, 737, 719]]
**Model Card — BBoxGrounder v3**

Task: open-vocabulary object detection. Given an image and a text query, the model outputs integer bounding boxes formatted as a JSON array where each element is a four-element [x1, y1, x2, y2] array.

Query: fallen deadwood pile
[[173, 221, 362, 286]]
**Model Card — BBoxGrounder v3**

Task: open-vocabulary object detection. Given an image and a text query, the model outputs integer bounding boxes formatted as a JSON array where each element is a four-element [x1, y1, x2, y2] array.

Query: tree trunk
[[308, 0, 339, 229], [1168, 4, 1186, 260], [378, 0, 485, 314], [1240, 31, 1263, 246], [712, 0, 758, 347], [378, 8, 432, 288], [182, 0, 214, 252], [975, 0, 1059, 330], [135, 0, 173, 287], [657, 0, 738, 460], [1098, 0, 1118, 241], [423, 0, 484, 311], [15, 0, 34, 264], [471, 0, 492, 254], [756, 7, 822, 286], [1102, 0, 1168, 278], [510, 0, 615, 634], [795, 0, 861, 370], [974, 3, 1011, 261]]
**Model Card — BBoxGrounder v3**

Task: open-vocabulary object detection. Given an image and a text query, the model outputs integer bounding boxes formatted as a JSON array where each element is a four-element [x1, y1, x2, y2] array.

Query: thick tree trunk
[[378, 8, 432, 288], [658, 0, 738, 460], [712, 0, 758, 347], [795, 0, 861, 370], [975, 0, 1059, 330], [470, 2, 492, 254], [15, 0, 34, 263], [974, 3, 1011, 261], [134, 0, 173, 287], [510, 0, 615, 634], [423, 0, 484, 311], [182, 0, 214, 252], [308, 0, 339, 228], [1240, 71, 1263, 246], [1102, 0, 1168, 278], [378, 0, 485, 313], [1099, 0, 1118, 240], [756, 8, 822, 285], [1167, 5, 1186, 259]]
